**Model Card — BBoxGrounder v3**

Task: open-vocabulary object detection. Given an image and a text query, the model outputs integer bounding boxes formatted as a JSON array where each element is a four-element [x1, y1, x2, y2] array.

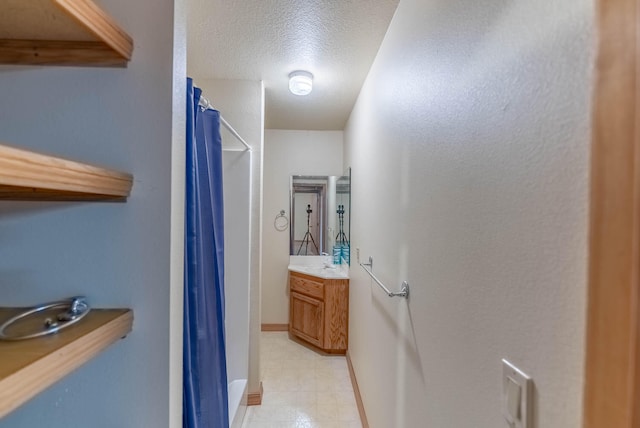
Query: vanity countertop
[[288, 255, 350, 279], [288, 264, 349, 279]]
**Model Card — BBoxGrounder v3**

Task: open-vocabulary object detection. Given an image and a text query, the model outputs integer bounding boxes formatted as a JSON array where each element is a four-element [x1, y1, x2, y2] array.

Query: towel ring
[[274, 210, 289, 231], [0, 296, 91, 341]]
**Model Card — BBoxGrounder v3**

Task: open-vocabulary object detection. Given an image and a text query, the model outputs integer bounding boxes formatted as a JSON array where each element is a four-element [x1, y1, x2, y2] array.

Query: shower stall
[[187, 87, 254, 428]]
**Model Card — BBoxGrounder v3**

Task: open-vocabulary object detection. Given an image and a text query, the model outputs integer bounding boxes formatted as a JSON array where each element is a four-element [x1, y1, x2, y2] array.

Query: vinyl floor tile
[[242, 332, 362, 428]]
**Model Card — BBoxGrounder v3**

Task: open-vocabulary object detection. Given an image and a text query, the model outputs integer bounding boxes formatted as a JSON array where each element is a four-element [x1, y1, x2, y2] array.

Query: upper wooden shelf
[[0, 0, 133, 67], [0, 143, 133, 201], [0, 308, 133, 418]]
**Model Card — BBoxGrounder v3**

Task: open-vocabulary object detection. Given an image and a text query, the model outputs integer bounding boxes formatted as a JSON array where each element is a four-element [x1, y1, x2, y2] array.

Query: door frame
[[583, 0, 640, 425], [291, 182, 327, 255]]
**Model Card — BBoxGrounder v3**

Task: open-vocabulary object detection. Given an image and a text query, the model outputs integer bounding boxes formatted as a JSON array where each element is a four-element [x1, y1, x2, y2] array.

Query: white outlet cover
[[502, 359, 532, 428]]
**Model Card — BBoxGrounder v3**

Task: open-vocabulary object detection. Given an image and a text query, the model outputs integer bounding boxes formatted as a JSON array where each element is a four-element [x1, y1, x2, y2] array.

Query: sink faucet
[[321, 252, 334, 267]]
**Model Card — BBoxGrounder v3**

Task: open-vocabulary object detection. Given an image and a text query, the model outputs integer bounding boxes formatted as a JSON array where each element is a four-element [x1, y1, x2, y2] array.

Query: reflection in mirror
[[290, 168, 351, 264]]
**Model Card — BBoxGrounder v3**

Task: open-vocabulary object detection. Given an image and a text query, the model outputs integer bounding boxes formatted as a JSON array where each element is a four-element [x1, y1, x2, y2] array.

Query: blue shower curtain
[[183, 78, 229, 428]]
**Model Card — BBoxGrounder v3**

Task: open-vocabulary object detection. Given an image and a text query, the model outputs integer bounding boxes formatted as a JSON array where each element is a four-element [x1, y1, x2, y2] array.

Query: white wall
[[222, 151, 251, 384], [189, 78, 265, 396], [169, 1, 187, 426], [0, 0, 184, 426], [262, 130, 343, 324], [345, 0, 592, 427]]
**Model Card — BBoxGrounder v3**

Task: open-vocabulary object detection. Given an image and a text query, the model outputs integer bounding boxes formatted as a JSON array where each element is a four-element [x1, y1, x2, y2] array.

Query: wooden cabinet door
[[290, 291, 324, 348], [324, 280, 349, 351]]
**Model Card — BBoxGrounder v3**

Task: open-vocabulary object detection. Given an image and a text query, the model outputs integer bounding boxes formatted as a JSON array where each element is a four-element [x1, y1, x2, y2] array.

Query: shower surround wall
[[344, 0, 593, 426], [0, 0, 185, 426], [223, 149, 251, 426], [262, 130, 344, 325]]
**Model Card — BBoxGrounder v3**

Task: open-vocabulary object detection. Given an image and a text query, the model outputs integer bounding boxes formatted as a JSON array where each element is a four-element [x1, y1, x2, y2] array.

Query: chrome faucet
[[321, 252, 336, 268]]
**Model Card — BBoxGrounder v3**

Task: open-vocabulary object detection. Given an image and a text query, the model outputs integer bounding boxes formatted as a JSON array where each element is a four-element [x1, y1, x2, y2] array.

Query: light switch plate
[[502, 359, 532, 428]]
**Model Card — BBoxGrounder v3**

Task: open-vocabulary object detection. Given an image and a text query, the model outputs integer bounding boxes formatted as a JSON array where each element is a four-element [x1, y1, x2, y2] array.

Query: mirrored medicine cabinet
[[289, 168, 351, 263]]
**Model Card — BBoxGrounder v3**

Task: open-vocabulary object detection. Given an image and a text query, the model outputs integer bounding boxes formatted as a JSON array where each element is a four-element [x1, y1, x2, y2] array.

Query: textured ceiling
[[187, 0, 399, 130]]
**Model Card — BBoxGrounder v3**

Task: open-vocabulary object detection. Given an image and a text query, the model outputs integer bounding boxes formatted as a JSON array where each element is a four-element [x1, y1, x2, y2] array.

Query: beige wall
[[262, 130, 344, 324], [344, 0, 593, 426]]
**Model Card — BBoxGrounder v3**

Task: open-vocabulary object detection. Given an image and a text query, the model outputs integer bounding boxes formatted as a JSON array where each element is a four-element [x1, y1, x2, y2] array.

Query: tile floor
[[241, 332, 362, 428]]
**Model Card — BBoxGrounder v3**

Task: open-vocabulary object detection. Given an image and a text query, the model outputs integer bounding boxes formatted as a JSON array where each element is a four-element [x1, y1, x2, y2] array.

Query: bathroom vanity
[[288, 265, 349, 354], [286, 170, 350, 353]]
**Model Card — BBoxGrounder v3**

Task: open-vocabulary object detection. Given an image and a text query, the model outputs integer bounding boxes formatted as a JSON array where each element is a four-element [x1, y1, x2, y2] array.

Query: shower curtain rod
[[198, 96, 252, 152]]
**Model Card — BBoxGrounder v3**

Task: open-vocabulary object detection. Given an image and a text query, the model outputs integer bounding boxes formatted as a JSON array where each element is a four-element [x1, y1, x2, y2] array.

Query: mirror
[[290, 168, 351, 263]]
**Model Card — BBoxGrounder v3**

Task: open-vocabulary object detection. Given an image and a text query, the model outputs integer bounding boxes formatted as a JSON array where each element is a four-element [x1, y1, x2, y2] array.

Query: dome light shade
[[289, 70, 313, 96]]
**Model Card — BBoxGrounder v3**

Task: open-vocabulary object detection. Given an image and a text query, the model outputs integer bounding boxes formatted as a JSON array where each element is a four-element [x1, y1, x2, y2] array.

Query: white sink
[[288, 261, 349, 279]]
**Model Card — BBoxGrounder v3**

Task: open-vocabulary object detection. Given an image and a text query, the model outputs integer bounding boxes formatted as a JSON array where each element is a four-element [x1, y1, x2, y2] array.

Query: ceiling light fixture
[[289, 70, 313, 96]]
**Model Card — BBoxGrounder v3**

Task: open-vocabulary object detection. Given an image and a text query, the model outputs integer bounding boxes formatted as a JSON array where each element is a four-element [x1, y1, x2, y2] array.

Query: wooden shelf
[[0, 308, 132, 418], [0, 0, 133, 67], [0, 143, 133, 201]]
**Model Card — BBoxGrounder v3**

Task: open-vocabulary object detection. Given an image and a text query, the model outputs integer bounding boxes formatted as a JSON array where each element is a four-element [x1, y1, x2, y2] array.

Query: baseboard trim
[[247, 382, 263, 406], [261, 323, 289, 331], [346, 351, 369, 428]]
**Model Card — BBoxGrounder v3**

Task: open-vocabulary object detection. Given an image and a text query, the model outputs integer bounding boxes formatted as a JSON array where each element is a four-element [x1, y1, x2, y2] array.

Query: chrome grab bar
[[359, 256, 410, 299], [0, 296, 91, 341]]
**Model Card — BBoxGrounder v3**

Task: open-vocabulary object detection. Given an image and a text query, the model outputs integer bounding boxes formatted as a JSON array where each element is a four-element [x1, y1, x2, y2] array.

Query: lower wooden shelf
[[0, 308, 133, 418]]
